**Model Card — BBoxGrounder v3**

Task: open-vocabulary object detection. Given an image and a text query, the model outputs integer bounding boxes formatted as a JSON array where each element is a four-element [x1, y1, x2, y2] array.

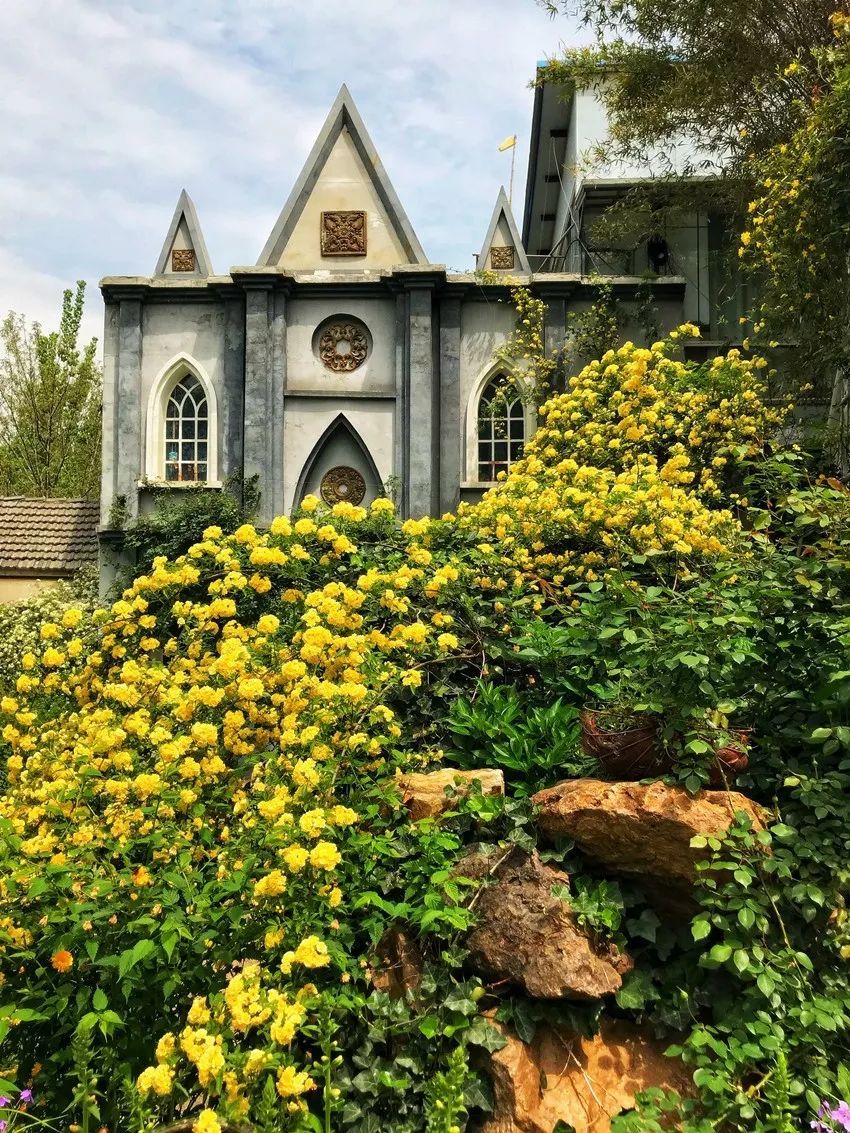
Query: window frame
[[464, 365, 535, 486], [144, 354, 219, 486]]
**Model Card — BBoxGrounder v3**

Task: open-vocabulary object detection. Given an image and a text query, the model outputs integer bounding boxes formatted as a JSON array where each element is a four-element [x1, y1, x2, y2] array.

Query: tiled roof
[[0, 498, 100, 577]]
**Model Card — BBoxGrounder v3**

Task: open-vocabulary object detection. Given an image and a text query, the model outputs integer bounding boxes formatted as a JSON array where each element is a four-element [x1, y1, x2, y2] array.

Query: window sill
[[138, 479, 223, 490], [460, 481, 501, 489]]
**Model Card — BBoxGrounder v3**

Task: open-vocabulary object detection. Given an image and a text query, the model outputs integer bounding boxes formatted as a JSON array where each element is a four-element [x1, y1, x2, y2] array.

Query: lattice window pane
[[163, 374, 209, 482], [476, 377, 526, 482]]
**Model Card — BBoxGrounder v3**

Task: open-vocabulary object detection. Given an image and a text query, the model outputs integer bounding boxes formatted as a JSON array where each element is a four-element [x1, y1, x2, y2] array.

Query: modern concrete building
[[98, 82, 692, 557], [524, 66, 747, 346]]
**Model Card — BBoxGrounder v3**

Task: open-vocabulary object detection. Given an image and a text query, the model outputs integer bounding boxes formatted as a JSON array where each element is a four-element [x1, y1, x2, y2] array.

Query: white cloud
[[0, 0, 583, 336]]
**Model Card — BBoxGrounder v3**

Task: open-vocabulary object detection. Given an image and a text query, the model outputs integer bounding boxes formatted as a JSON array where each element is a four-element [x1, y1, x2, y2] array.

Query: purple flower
[[1, 1119, 8, 1131], [0, 1098, 10, 1109], [830, 1102, 850, 1132], [18, 1089, 32, 1103]]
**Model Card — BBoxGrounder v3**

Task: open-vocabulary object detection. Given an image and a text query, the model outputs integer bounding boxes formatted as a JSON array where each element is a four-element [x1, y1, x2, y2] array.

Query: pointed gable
[[478, 187, 531, 273], [154, 190, 214, 277], [257, 84, 427, 270]]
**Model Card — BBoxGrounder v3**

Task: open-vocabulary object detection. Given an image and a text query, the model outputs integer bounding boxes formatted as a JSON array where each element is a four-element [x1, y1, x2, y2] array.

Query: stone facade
[[99, 84, 688, 570]]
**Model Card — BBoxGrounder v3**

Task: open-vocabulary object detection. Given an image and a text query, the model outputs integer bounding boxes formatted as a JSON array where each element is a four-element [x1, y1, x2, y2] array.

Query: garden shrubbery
[[0, 327, 849, 1132]]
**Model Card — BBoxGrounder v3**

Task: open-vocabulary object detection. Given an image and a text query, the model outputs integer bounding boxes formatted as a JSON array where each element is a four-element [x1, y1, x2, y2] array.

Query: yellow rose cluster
[[456, 331, 781, 585]]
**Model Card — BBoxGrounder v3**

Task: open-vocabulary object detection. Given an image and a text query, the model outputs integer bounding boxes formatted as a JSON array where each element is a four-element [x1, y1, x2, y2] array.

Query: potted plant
[[580, 692, 671, 780], [702, 708, 751, 786]]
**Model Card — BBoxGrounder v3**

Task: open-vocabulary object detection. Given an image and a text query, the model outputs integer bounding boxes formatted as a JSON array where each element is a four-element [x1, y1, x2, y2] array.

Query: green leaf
[[118, 938, 156, 979], [92, 988, 108, 1011], [757, 972, 775, 997], [466, 1019, 508, 1052], [733, 949, 750, 973], [691, 918, 711, 942], [418, 1015, 440, 1039], [709, 943, 732, 964], [738, 906, 755, 930]]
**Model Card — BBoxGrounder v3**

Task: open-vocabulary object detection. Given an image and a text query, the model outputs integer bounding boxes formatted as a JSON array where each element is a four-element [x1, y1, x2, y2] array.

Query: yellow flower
[[309, 841, 341, 871], [137, 1063, 174, 1096], [276, 1065, 315, 1098], [194, 1110, 222, 1133]]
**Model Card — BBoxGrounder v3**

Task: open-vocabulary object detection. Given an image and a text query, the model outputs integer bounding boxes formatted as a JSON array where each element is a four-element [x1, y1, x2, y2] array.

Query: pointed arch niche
[[294, 414, 383, 509], [145, 354, 219, 485], [464, 364, 536, 485]]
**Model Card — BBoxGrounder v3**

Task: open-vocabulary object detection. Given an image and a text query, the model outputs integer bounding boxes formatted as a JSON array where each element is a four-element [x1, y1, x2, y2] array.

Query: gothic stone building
[[99, 84, 689, 560]]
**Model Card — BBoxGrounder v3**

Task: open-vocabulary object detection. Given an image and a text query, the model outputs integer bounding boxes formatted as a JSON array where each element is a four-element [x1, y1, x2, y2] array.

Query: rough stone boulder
[[479, 1019, 691, 1133], [370, 927, 424, 1000], [456, 848, 631, 1000], [532, 779, 765, 888], [400, 768, 504, 821]]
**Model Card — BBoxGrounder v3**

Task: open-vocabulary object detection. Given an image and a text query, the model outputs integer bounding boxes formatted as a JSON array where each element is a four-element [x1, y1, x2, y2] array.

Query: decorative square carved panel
[[321, 211, 367, 256], [490, 245, 515, 270], [171, 248, 196, 272]]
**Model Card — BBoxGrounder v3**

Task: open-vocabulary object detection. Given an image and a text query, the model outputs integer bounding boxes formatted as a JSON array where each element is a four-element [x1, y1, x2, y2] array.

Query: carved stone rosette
[[320, 466, 366, 506], [171, 248, 196, 272], [321, 210, 367, 256], [490, 245, 515, 270], [318, 322, 369, 373]]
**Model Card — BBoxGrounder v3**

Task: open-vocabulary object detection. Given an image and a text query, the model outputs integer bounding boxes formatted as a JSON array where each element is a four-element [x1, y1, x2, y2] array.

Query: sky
[[0, 0, 583, 349]]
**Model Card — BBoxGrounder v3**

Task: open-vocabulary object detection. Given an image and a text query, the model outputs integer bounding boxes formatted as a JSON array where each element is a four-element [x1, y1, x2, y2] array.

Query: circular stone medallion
[[318, 322, 369, 373], [320, 466, 366, 506]]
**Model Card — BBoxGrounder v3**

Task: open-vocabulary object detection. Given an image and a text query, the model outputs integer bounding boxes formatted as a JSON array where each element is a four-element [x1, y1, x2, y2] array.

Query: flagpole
[[509, 143, 516, 205]]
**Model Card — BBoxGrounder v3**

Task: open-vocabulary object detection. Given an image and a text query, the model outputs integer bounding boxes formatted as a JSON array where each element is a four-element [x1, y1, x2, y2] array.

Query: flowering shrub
[[2, 319, 848, 1133], [0, 499, 533, 1131], [0, 567, 97, 692], [457, 330, 782, 584]]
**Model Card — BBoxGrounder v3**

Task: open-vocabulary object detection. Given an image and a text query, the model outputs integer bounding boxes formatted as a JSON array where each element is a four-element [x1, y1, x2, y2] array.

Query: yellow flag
[[498, 134, 517, 152]]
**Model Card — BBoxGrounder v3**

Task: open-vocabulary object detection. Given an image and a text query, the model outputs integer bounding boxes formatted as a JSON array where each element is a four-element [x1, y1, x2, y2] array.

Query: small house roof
[[0, 498, 99, 578]]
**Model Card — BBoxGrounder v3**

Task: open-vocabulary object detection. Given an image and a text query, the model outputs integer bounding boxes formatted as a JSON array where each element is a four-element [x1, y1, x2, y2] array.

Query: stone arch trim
[[293, 413, 383, 508], [144, 353, 219, 484]]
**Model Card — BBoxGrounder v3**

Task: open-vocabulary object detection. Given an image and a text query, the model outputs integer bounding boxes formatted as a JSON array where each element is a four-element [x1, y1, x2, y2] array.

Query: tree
[[540, 0, 838, 180], [739, 14, 850, 471], [0, 281, 101, 498]]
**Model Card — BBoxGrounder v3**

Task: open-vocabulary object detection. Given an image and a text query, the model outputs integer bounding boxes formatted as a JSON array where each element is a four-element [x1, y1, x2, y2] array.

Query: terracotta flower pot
[[708, 729, 751, 787], [580, 709, 671, 780]]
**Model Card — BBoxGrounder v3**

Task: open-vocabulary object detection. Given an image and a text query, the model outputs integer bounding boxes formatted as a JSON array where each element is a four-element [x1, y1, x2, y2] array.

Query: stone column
[[438, 296, 461, 514], [243, 284, 273, 523], [393, 290, 409, 515], [268, 288, 288, 519], [220, 293, 245, 484], [406, 283, 437, 518], [115, 295, 143, 520]]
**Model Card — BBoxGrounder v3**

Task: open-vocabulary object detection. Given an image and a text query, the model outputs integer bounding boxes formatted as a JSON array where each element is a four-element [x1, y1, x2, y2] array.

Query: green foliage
[[114, 474, 260, 585], [0, 282, 101, 497], [445, 684, 594, 795]]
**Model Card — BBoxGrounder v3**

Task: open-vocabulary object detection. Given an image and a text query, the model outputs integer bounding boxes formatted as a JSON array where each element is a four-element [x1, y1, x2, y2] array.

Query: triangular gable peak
[[154, 190, 214, 277], [478, 187, 531, 274], [257, 84, 428, 270]]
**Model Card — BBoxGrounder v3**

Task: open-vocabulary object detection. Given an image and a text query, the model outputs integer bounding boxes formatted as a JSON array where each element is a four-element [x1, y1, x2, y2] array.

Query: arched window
[[477, 376, 526, 482], [164, 373, 209, 482]]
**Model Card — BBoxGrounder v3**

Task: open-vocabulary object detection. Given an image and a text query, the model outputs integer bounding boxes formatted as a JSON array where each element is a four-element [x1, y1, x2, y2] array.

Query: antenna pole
[[509, 142, 517, 205]]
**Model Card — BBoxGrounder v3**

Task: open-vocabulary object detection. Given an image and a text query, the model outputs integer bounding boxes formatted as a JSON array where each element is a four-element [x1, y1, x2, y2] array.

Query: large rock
[[457, 849, 631, 1000], [479, 1019, 691, 1133], [533, 779, 765, 888], [400, 768, 504, 821]]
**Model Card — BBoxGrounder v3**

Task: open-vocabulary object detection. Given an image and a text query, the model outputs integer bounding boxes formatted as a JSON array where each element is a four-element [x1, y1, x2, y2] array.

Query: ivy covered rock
[[400, 767, 505, 820], [457, 848, 632, 999], [533, 779, 765, 888], [479, 1018, 692, 1133]]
